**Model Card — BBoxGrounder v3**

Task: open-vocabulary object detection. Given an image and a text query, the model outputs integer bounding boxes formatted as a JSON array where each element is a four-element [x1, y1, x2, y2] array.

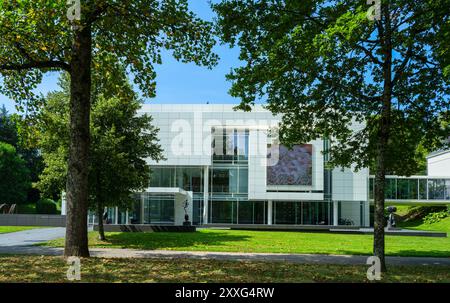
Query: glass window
[[209, 200, 236, 223], [445, 180, 450, 200], [428, 179, 446, 200], [419, 179, 427, 199], [274, 202, 296, 224], [211, 167, 248, 194], [385, 178, 397, 199], [212, 128, 249, 163], [238, 168, 248, 193], [192, 198, 203, 225], [143, 195, 174, 224], [129, 197, 141, 224], [150, 167, 204, 193], [238, 201, 253, 224], [253, 201, 266, 224], [397, 179, 418, 200], [369, 178, 374, 200], [302, 202, 316, 225]]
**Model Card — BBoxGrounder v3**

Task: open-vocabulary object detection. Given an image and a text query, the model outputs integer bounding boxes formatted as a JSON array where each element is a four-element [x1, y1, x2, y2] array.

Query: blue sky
[[0, 0, 244, 114]]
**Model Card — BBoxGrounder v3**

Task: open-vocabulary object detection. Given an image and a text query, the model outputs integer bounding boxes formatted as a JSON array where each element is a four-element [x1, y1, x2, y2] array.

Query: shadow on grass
[[100, 231, 252, 250], [398, 220, 426, 230]]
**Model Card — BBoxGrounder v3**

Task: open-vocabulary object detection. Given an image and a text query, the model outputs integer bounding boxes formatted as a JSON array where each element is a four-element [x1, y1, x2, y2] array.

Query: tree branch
[[0, 60, 70, 72]]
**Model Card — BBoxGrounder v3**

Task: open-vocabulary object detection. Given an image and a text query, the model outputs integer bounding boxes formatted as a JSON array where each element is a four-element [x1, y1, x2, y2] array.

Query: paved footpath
[[1, 246, 449, 267], [0, 227, 66, 247], [0, 228, 449, 266]]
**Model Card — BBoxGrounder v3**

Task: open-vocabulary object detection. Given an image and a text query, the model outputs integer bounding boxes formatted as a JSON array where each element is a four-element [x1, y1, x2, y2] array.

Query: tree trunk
[[374, 1, 392, 273], [64, 25, 92, 257], [96, 203, 106, 241]]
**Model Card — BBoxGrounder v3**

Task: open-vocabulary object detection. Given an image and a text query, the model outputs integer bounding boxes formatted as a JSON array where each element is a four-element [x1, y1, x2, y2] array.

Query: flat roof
[[426, 149, 450, 159], [139, 103, 269, 113]]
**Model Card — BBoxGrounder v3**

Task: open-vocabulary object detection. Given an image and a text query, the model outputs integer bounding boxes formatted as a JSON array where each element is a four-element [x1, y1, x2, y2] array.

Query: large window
[[212, 128, 249, 163], [149, 166, 203, 193], [397, 179, 418, 200], [209, 200, 267, 224], [273, 201, 332, 225], [209, 200, 237, 224], [210, 166, 248, 194], [369, 177, 450, 201], [142, 194, 174, 224]]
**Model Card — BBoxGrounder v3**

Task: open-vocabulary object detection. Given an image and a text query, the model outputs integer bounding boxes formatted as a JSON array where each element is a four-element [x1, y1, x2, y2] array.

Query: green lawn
[[0, 226, 41, 234], [0, 256, 448, 283], [398, 216, 450, 234], [43, 229, 450, 258]]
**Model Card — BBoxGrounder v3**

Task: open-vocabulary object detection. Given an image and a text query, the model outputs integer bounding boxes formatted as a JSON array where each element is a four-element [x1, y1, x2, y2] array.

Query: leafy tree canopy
[[36, 73, 164, 210], [0, 0, 218, 111], [0, 142, 30, 204], [213, 0, 450, 175]]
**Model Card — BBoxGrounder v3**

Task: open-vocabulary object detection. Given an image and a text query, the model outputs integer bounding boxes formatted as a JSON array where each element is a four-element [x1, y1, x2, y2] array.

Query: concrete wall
[[0, 214, 66, 227]]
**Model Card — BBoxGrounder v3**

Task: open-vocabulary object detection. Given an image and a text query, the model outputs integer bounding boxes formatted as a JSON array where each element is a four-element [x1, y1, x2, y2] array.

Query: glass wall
[[212, 128, 249, 163], [272, 201, 332, 225], [210, 166, 248, 194], [369, 177, 450, 201], [208, 200, 267, 224], [142, 194, 175, 224], [129, 198, 142, 224], [149, 166, 203, 193], [192, 196, 204, 225]]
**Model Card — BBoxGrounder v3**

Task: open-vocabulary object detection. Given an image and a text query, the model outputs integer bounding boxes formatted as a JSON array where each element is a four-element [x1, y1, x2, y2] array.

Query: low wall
[[94, 224, 196, 232], [0, 214, 66, 227]]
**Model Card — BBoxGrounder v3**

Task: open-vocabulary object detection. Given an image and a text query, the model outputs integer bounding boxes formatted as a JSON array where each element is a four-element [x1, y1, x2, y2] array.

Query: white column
[[202, 166, 209, 225], [267, 200, 273, 225], [125, 210, 129, 225], [115, 207, 119, 224], [333, 201, 338, 226]]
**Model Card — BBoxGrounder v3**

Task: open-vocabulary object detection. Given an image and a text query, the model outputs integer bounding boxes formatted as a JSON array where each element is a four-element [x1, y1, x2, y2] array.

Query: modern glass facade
[[369, 177, 450, 201], [208, 200, 267, 224], [272, 201, 332, 225], [212, 128, 249, 163], [149, 166, 203, 193]]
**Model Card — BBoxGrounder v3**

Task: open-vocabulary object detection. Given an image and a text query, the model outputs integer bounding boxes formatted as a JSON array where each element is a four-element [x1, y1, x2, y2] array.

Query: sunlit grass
[[42, 229, 450, 258], [0, 226, 43, 234]]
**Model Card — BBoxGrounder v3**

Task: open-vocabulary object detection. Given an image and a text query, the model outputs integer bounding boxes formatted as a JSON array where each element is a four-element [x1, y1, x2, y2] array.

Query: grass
[[0, 256, 448, 283], [42, 229, 450, 258], [398, 215, 450, 234], [0, 226, 42, 234]]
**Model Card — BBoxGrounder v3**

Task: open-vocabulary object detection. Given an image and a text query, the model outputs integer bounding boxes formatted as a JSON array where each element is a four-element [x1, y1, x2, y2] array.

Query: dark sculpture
[[386, 206, 397, 229], [183, 199, 191, 226]]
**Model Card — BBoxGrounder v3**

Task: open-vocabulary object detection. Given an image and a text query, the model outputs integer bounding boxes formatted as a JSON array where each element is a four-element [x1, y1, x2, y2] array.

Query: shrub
[[36, 198, 58, 214], [423, 211, 448, 225]]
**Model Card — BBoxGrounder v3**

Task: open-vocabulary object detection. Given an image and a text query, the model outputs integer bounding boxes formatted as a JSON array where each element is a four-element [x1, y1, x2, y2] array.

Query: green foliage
[[36, 73, 164, 210], [0, 105, 18, 146], [17, 203, 36, 214], [0, 142, 30, 204], [0, 105, 44, 189], [213, 0, 450, 175], [423, 210, 449, 225], [0, 0, 218, 112], [36, 198, 58, 215]]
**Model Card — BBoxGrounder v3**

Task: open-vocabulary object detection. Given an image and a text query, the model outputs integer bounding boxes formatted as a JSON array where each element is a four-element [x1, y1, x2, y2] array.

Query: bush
[[17, 204, 36, 214], [36, 198, 58, 214], [423, 211, 448, 225]]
